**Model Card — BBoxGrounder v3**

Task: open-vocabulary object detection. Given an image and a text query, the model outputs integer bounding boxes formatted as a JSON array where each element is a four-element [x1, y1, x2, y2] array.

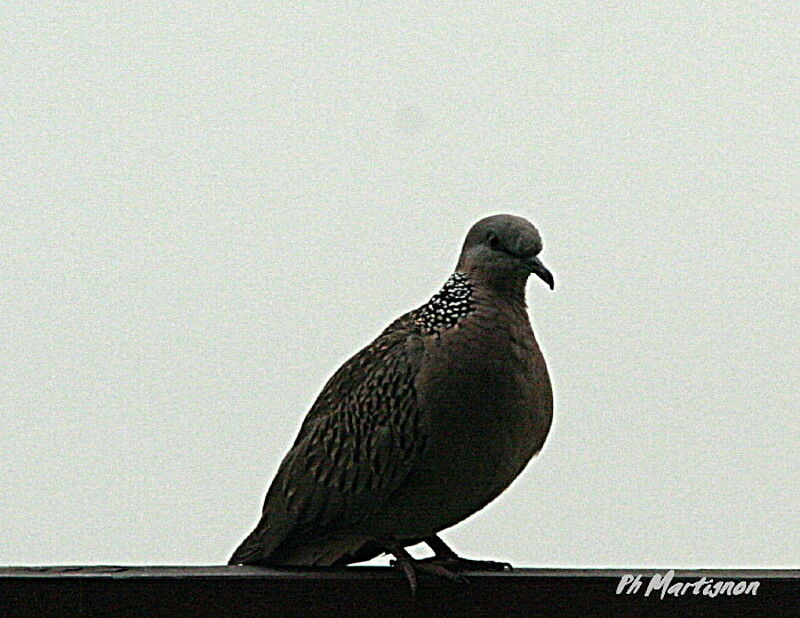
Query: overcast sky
[[2, 2, 798, 568]]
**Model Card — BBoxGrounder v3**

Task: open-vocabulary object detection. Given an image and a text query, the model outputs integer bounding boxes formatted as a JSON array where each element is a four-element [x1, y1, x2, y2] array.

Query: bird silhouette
[[229, 214, 554, 594]]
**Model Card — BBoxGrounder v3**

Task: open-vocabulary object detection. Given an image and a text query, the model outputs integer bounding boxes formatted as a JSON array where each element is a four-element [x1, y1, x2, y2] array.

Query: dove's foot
[[422, 534, 513, 571], [382, 540, 468, 596], [417, 555, 512, 572]]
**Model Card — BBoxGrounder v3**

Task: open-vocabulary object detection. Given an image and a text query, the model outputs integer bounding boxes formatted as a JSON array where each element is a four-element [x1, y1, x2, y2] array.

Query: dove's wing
[[229, 311, 426, 565]]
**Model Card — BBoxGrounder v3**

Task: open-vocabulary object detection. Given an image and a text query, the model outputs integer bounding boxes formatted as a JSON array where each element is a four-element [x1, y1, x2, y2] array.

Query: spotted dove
[[229, 214, 554, 592]]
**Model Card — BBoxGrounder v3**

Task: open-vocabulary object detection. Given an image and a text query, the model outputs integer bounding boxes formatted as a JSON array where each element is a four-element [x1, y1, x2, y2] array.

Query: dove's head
[[456, 214, 554, 295]]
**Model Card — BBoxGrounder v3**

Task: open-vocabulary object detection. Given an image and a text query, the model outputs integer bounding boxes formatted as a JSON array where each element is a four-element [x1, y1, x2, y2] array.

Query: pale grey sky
[[2, 3, 798, 568]]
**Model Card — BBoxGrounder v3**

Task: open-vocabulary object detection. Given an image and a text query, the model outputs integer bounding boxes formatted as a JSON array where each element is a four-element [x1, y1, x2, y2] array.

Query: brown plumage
[[229, 214, 554, 589]]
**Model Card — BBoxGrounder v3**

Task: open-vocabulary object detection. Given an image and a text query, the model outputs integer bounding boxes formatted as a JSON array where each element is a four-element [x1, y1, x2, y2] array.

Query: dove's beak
[[525, 256, 554, 290]]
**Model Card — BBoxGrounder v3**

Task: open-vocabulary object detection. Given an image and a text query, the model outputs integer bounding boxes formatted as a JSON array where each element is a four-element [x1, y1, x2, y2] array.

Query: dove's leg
[[420, 535, 512, 572], [381, 539, 467, 595]]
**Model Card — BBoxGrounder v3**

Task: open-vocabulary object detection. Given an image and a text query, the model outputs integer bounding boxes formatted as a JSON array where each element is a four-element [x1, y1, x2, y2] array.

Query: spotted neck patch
[[415, 271, 475, 334]]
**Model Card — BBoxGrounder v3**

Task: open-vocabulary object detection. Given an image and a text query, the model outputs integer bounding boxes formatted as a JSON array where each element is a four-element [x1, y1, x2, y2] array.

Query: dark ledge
[[1, 567, 798, 617]]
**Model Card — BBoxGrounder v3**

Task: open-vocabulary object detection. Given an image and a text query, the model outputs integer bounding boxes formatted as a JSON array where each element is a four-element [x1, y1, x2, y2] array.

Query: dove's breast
[[360, 292, 553, 538]]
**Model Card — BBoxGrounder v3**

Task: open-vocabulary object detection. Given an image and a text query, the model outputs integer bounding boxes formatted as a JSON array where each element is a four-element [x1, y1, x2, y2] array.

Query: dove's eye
[[488, 233, 501, 251]]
